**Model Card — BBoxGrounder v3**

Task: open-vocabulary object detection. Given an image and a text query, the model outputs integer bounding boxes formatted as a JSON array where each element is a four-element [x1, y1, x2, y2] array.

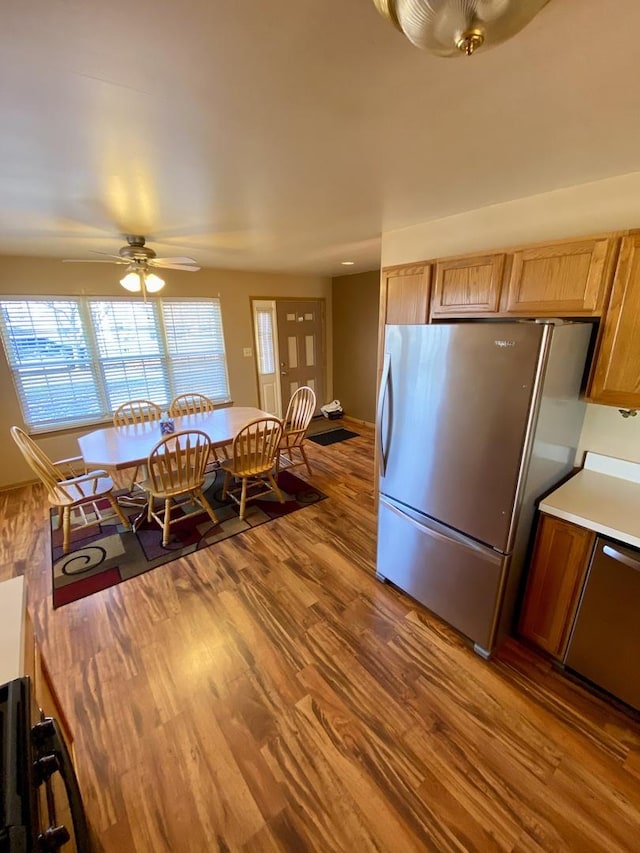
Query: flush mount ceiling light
[[372, 0, 550, 57]]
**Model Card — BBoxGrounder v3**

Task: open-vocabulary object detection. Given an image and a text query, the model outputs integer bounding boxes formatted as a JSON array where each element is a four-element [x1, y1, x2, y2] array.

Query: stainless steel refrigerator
[[376, 321, 592, 657]]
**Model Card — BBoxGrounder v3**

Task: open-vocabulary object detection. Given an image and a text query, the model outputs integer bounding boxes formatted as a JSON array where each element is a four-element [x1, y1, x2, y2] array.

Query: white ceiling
[[2, 0, 640, 277]]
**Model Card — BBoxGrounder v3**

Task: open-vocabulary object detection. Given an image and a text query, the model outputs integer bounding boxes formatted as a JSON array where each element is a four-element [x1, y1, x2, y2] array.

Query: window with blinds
[[255, 307, 276, 375], [0, 297, 231, 432]]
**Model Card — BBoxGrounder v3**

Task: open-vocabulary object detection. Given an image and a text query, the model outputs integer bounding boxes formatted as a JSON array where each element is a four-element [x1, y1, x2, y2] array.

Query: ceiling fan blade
[[62, 259, 128, 264], [149, 256, 198, 265], [90, 251, 127, 260], [152, 262, 201, 272]]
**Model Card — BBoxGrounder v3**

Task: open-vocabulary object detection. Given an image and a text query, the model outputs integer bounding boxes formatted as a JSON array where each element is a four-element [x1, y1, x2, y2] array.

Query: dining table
[[77, 406, 273, 470]]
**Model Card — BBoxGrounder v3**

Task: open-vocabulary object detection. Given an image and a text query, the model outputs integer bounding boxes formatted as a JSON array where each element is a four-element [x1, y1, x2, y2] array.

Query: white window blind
[[0, 296, 231, 432], [161, 300, 230, 402], [255, 308, 276, 375]]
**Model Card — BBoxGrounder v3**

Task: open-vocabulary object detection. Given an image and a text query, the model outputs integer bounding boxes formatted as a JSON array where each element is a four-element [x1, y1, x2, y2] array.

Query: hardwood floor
[[1, 422, 639, 852]]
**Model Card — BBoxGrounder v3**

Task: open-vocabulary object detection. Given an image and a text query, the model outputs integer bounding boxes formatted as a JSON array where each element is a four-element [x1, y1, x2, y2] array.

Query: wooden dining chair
[[169, 393, 231, 464], [276, 386, 316, 476], [10, 426, 130, 554], [169, 393, 216, 417], [140, 429, 219, 547], [221, 417, 285, 520], [112, 399, 163, 496], [113, 399, 163, 427]]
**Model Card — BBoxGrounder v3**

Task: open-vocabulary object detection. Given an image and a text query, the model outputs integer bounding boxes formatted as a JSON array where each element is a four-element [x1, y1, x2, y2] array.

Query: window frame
[[0, 295, 231, 434]]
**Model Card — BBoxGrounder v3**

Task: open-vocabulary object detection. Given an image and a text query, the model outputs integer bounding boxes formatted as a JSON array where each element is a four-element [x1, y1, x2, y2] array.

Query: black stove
[[0, 678, 90, 852]]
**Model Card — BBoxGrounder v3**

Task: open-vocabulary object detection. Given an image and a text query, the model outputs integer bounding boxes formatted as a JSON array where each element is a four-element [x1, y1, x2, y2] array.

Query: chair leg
[[222, 470, 231, 500], [62, 506, 71, 554], [300, 443, 313, 476], [267, 473, 285, 504], [147, 495, 154, 522], [162, 498, 172, 547], [195, 487, 219, 527], [108, 494, 131, 530], [239, 477, 248, 520]]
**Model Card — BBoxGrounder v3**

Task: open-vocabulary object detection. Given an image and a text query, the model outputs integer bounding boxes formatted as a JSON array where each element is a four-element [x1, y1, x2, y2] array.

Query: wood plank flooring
[[1, 421, 639, 852]]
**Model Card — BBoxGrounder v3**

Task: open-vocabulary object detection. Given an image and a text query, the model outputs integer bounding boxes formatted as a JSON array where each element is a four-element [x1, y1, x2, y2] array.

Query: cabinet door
[[431, 253, 505, 316], [505, 237, 617, 315], [588, 234, 640, 408], [380, 264, 431, 325], [518, 514, 595, 658]]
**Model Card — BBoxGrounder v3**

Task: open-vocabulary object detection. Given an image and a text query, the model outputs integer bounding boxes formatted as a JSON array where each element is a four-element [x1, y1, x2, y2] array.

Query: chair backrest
[[283, 386, 316, 445], [147, 430, 212, 494], [169, 393, 216, 418], [10, 426, 73, 504], [231, 418, 284, 476], [113, 399, 162, 427]]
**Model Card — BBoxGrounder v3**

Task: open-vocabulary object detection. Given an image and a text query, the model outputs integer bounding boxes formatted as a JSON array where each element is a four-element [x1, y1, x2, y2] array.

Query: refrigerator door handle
[[602, 544, 640, 572], [376, 352, 391, 477], [379, 496, 503, 564]]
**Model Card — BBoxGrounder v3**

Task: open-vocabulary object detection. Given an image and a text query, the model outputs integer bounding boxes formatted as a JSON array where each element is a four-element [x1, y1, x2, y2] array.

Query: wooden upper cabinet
[[519, 514, 595, 659], [504, 236, 618, 316], [431, 253, 505, 316], [588, 234, 640, 408], [380, 264, 431, 325]]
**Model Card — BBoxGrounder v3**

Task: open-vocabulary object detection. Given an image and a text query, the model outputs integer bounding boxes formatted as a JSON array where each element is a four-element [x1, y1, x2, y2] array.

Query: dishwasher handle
[[602, 544, 640, 573]]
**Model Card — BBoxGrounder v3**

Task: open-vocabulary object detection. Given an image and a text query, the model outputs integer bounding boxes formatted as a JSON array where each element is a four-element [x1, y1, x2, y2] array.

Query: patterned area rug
[[50, 469, 326, 608]]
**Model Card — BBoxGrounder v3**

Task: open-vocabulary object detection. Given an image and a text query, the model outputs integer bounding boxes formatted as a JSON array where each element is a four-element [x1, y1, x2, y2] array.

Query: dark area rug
[[50, 469, 326, 608], [307, 428, 359, 446]]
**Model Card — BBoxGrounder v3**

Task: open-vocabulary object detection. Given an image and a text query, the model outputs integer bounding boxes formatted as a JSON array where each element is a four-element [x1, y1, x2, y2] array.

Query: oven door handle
[[38, 717, 92, 853]]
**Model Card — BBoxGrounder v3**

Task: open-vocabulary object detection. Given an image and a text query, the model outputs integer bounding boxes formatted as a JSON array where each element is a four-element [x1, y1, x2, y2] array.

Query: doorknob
[[280, 369, 288, 375], [280, 361, 288, 375]]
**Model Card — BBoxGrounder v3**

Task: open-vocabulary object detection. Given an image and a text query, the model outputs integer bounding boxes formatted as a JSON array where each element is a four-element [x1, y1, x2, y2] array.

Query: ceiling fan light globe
[[120, 271, 142, 292], [145, 273, 165, 293], [374, 0, 549, 56]]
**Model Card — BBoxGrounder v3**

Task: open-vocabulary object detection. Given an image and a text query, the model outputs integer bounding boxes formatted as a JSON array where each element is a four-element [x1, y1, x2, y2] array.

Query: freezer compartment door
[[564, 538, 640, 711], [377, 496, 509, 653], [379, 323, 546, 551]]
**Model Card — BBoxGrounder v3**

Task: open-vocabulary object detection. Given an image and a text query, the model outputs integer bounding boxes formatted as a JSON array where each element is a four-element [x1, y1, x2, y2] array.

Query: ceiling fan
[[63, 235, 200, 295]]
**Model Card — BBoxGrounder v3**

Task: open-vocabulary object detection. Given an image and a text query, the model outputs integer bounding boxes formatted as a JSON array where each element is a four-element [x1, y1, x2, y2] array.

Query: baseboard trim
[[343, 415, 374, 429]]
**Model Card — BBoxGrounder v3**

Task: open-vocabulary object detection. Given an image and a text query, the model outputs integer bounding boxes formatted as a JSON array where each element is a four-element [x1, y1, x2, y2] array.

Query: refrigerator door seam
[[504, 323, 553, 553], [380, 496, 504, 564]]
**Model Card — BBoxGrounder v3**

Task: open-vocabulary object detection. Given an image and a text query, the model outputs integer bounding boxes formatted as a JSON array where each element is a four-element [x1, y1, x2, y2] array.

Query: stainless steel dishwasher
[[564, 536, 640, 711]]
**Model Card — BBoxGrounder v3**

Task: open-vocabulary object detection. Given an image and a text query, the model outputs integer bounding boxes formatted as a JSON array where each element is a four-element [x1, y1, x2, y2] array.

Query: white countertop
[[0, 575, 26, 685], [540, 452, 640, 549]]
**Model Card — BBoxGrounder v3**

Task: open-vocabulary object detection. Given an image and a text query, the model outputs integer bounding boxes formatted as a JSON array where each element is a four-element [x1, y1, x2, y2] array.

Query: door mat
[[307, 428, 359, 446], [50, 469, 326, 608]]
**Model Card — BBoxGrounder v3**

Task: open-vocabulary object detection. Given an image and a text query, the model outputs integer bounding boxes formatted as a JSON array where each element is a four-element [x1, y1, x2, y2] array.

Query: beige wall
[[0, 256, 331, 488], [332, 270, 380, 424], [381, 170, 640, 464]]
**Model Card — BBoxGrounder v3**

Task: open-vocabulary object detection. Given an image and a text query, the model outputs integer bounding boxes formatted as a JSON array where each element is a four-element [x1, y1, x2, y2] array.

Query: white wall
[[381, 170, 640, 464]]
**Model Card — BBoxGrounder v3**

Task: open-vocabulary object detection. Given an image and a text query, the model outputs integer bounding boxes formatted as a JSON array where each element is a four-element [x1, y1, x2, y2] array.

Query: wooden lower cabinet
[[518, 514, 595, 659]]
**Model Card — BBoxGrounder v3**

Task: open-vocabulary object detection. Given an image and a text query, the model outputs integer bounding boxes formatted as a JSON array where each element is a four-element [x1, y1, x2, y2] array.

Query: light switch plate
[[243, 347, 253, 358]]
